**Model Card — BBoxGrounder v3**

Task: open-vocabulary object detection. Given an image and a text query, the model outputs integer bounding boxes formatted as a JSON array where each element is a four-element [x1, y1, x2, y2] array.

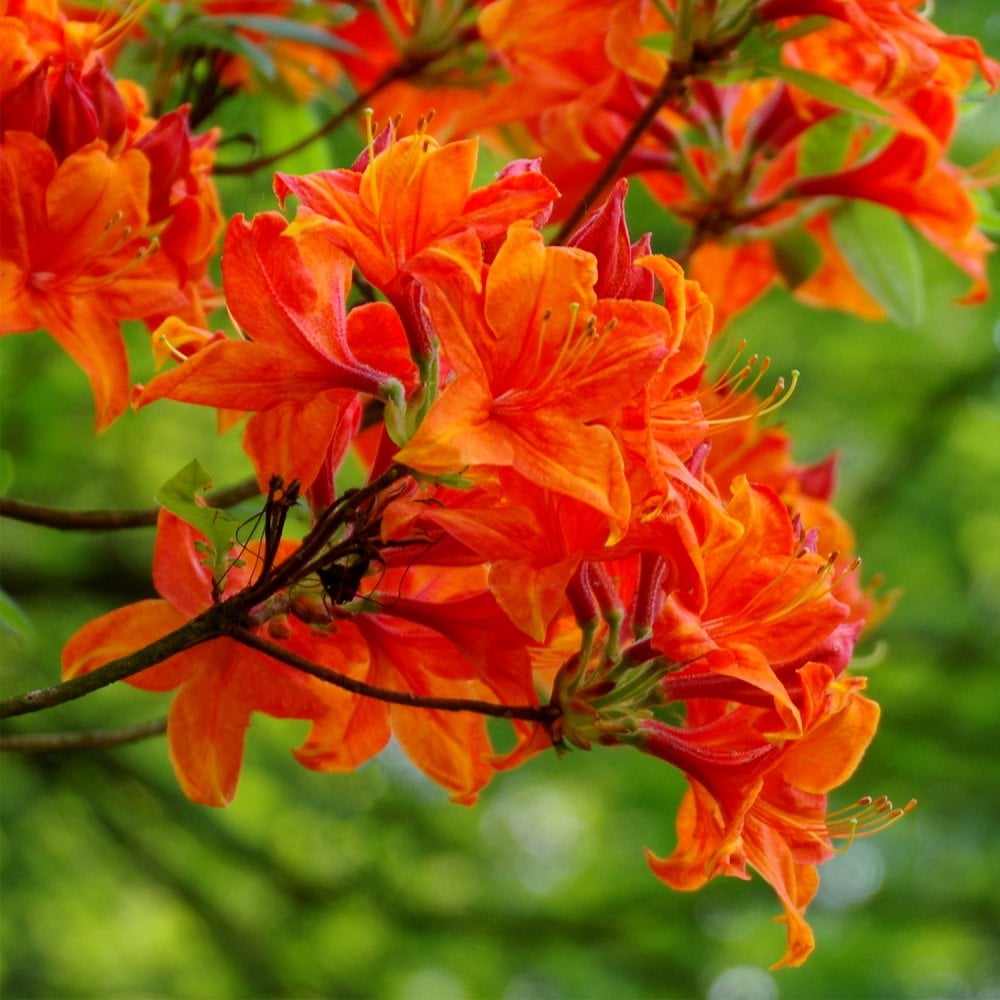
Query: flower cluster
[[62, 123, 915, 966], [4, 0, 990, 971], [1, 0, 222, 428]]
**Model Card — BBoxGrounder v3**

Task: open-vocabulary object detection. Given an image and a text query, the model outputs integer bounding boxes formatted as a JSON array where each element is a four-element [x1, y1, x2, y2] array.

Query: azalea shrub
[[1, 0, 996, 972]]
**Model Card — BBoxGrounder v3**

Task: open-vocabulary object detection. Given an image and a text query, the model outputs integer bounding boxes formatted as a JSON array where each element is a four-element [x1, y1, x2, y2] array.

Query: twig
[[0, 476, 261, 532], [0, 610, 226, 720], [214, 54, 431, 176], [553, 63, 691, 244], [228, 627, 557, 725], [0, 717, 168, 753]]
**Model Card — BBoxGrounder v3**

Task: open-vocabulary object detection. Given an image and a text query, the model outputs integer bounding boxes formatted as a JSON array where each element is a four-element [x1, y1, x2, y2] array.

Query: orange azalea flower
[[275, 129, 559, 355], [1, 10, 222, 428], [61, 510, 349, 806], [652, 477, 851, 735], [293, 561, 538, 804], [383, 470, 615, 641], [642, 661, 886, 968], [759, 0, 1000, 97], [136, 211, 416, 493], [1, 132, 189, 429], [394, 222, 669, 534]]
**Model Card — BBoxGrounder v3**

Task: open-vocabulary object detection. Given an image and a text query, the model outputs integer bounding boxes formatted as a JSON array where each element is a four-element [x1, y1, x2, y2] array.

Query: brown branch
[[0, 466, 419, 721], [229, 627, 557, 725], [0, 608, 226, 720], [0, 717, 167, 752], [0, 476, 260, 531], [214, 53, 433, 177], [553, 63, 692, 244]]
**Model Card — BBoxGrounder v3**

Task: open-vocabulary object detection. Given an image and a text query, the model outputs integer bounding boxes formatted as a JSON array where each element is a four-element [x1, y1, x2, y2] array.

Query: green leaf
[[155, 461, 247, 579], [799, 113, 855, 177], [830, 200, 925, 328], [169, 20, 277, 79], [207, 14, 358, 53], [0, 588, 33, 643], [637, 32, 673, 54], [766, 63, 890, 119], [772, 227, 823, 289]]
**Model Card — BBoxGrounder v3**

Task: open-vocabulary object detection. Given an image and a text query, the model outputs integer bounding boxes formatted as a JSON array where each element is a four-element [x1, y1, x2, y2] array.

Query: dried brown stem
[[0, 476, 260, 532], [228, 627, 556, 725], [0, 717, 167, 752]]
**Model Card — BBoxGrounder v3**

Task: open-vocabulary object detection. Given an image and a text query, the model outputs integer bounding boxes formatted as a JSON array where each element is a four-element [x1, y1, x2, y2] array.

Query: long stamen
[[828, 795, 918, 851]]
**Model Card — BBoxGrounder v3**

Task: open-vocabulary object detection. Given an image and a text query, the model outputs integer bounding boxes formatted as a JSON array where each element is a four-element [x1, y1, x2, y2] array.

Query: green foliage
[[2, 5, 999, 998], [830, 200, 926, 328]]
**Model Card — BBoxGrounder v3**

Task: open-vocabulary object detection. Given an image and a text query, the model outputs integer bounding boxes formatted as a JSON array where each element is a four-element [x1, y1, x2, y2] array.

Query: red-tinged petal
[[241, 389, 358, 491], [395, 374, 510, 471], [39, 142, 150, 276], [743, 818, 819, 970], [781, 683, 880, 793], [294, 692, 392, 772], [359, 136, 478, 253], [61, 599, 191, 691], [166, 652, 249, 806], [645, 782, 754, 891], [484, 224, 597, 380], [391, 695, 494, 805], [488, 553, 580, 642], [41, 296, 131, 431], [223, 212, 363, 369], [168, 636, 339, 806], [505, 415, 631, 535], [689, 241, 775, 330], [0, 132, 55, 284], [152, 509, 215, 617], [460, 168, 560, 242], [291, 622, 393, 771], [405, 228, 485, 290], [136, 339, 347, 409]]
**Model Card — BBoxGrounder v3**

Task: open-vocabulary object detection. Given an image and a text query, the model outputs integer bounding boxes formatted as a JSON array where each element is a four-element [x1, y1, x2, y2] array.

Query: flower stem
[[228, 628, 557, 724], [0, 476, 260, 531], [0, 717, 167, 752], [553, 63, 691, 244]]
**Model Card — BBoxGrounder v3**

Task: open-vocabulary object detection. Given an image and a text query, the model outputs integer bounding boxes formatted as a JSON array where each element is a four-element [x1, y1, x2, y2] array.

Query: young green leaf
[[155, 461, 247, 579], [830, 200, 925, 328]]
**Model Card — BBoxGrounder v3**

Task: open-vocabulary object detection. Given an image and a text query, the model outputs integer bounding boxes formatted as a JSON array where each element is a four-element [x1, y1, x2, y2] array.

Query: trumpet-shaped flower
[[394, 222, 669, 534], [136, 212, 416, 492], [1, 12, 222, 428], [642, 662, 885, 968], [61, 510, 346, 806]]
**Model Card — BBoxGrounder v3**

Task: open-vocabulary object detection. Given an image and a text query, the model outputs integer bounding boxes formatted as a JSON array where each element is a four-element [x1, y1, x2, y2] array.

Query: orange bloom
[[759, 0, 1000, 97], [652, 478, 851, 735], [394, 222, 669, 534], [1, 133, 188, 429], [136, 212, 416, 493], [61, 510, 347, 806], [643, 662, 883, 968], [292, 561, 537, 804], [275, 128, 559, 299], [1, 10, 222, 428]]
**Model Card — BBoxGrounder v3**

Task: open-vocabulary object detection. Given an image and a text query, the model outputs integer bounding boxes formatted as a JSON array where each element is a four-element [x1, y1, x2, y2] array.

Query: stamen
[[702, 548, 839, 637], [829, 796, 918, 851], [93, 1, 150, 52], [651, 342, 798, 433]]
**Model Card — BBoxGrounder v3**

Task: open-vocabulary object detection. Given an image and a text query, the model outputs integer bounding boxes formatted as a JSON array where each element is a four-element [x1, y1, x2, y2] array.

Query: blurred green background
[[2, 5, 999, 998]]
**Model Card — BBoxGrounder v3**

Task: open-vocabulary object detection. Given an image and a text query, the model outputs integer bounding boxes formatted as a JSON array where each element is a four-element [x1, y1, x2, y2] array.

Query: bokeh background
[[2, 4, 999, 997]]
